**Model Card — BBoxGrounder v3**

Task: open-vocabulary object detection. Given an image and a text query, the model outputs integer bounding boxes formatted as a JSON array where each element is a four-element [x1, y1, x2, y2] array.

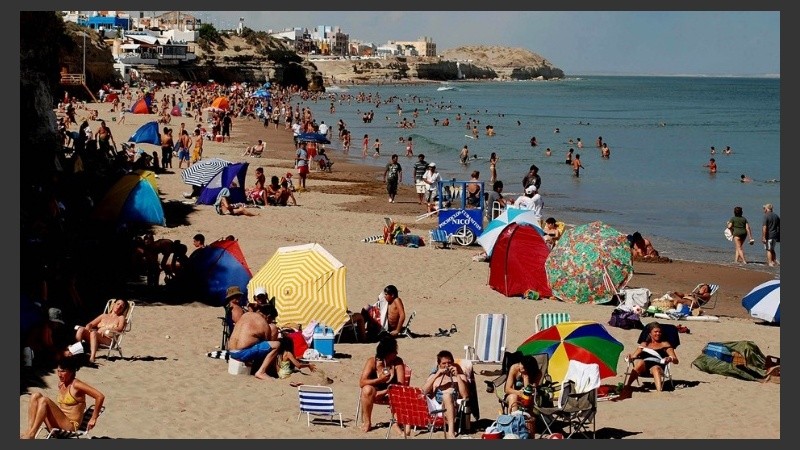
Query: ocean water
[[305, 76, 780, 267]]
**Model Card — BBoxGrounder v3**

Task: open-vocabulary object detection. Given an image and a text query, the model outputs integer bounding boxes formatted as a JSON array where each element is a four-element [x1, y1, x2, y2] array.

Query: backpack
[[490, 412, 530, 439], [608, 308, 644, 330]]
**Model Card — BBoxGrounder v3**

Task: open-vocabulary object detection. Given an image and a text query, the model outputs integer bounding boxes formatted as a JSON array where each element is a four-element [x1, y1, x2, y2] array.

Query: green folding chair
[[534, 312, 571, 333]]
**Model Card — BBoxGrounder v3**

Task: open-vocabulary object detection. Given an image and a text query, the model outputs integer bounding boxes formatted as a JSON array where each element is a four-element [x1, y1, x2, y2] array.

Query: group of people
[[243, 167, 298, 208], [726, 203, 780, 266]]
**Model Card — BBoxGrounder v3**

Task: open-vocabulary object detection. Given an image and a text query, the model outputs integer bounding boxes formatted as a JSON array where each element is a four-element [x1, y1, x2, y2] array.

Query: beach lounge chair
[[689, 283, 720, 310], [98, 299, 135, 359], [534, 312, 571, 333], [37, 405, 105, 439], [464, 313, 507, 365], [428, 229, 452, 249], [622, 323, 680, 391], [385, 385, 447, 439], [297, 385, 343, 428]]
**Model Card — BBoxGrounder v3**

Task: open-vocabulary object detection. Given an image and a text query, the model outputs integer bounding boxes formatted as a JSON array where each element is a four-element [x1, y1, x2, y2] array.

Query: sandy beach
[[20, 92, 780, 439]]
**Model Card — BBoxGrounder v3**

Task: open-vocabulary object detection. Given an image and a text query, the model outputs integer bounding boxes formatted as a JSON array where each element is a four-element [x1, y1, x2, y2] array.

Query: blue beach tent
[[129, 121, 162, 145], [196, 162, 249, 205]]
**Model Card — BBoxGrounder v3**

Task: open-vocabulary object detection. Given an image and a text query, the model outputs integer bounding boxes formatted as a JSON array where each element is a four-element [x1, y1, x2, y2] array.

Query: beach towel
[[560, 360, 601, 404]]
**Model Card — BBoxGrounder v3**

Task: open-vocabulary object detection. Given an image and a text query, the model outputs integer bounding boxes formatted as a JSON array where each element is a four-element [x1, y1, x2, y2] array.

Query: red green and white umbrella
[[517, 320, 624, 383]]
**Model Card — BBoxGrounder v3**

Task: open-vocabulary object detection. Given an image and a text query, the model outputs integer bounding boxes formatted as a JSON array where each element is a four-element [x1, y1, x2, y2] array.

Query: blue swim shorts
[[229, 341, 273, 362]]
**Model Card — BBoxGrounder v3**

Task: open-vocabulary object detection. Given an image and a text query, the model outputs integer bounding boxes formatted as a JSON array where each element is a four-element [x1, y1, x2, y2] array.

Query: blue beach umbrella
[[297, 132, 331, 144], [477, 208, 544, 256], [742, 279, 780, 323]]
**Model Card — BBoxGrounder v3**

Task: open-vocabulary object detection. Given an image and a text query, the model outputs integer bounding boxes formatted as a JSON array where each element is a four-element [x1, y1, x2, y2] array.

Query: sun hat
[[226, 286, 244, 300], [48, 308, 65, 325], [428, 162, 436, 167], [254, 287, 267, 297], [525, 185, 537, 194]]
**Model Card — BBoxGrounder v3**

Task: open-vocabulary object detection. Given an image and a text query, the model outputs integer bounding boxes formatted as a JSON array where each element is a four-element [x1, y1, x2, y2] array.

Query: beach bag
[[491, 412, 530, 439], [608, 308, 644, 330]]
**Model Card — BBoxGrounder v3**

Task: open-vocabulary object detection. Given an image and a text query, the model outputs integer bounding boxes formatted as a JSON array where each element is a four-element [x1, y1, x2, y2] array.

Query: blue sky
[[171, 11, 779, 77]]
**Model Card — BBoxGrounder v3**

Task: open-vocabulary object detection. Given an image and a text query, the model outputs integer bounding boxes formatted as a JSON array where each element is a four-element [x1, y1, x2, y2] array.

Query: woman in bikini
[[358, 335, 406, 432], [21, 357, 105, 439], [74, 299, 130, 363], [504, 355, 542, 412], [620, 322, 678, 398]]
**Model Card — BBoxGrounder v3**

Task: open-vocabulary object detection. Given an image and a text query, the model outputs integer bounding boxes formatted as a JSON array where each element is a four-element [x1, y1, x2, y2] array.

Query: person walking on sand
[[383, 154, 403, 203], [727, 206, 755, 264], [413, 154, 429, 205], [761, 203, 780, 267], [295, 142, 309, 190], [572, 154, 585, 177]]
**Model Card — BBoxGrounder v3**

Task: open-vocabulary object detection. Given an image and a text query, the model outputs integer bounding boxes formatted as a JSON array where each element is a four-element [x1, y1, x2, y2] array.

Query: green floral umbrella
[[545, 221, 632, 304]]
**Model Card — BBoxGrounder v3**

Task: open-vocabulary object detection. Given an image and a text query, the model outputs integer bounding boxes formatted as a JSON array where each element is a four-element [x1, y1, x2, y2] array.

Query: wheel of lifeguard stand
[[452, 225, 476, 246]]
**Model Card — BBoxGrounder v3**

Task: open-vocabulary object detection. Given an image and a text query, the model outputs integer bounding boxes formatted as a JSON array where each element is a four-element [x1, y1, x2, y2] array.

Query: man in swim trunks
[[227, 301, 281, 380]]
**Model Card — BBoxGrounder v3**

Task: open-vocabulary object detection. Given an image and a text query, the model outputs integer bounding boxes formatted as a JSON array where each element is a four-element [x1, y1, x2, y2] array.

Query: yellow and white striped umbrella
[[248, 243, 349, 333]]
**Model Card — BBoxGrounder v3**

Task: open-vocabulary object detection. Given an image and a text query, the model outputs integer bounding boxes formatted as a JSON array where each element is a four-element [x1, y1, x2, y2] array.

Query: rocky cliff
[[438, 45, 564, 80]]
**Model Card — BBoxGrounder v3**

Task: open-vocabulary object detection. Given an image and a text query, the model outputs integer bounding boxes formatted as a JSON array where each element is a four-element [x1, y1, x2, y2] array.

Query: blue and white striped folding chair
[[691, 283, 720, 309], [534, 312, 571, 333], [464, 313, 507, 365], [37, 405, 105, 439], [297, 385, 343, 428]]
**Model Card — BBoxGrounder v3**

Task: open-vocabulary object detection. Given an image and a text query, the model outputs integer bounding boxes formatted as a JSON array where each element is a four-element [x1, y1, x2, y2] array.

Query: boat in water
[[437, 84, 457, 91]]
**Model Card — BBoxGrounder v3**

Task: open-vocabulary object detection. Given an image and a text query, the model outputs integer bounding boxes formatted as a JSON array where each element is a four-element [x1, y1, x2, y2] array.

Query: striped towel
[[362, 234, 383, 243], [207, 350, 229, 360]]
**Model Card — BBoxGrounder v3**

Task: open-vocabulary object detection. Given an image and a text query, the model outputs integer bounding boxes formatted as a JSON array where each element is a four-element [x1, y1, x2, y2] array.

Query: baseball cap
[[525, 185, 537, 194], [254, 287, 267, 297]]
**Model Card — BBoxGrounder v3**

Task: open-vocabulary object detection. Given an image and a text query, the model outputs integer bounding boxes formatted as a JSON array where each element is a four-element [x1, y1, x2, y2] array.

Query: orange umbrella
[[211, 96, 230, 111]]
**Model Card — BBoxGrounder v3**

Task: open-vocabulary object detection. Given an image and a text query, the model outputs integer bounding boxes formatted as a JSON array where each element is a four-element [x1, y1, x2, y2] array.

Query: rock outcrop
[[438, 45, 564, 80]]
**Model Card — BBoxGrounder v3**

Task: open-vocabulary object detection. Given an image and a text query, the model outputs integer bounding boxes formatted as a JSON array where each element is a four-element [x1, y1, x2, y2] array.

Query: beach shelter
[[130, 95, 153, 114], [545, 221, 632, 305], [181, 158, 231, 187], [247, 243, 349, 333], [186, 239, 253, 306], [91, 169, 165, 226], [170, 105, 183, 116], [517, 320, 624, 384], [211, 96, 230, 111], [104, 92, 119, 103], [128, 121, 161, 145], [742, 279, 780, 324], [196, 162, 248, 205], [477, 208, 545, 257], [488, 223, 553, 298]]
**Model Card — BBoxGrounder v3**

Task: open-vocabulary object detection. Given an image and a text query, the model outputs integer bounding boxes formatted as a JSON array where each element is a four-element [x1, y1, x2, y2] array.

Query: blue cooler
[[312, 324, 335, 357]]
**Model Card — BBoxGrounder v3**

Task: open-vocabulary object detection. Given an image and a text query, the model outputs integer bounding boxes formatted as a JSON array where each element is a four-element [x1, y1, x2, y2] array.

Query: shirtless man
[[142, 233, 173, 286], [628, 232, 659, 259], [242, 139, 265, 157], [351, 285, 407, 342], [227, 301, 282, 380]]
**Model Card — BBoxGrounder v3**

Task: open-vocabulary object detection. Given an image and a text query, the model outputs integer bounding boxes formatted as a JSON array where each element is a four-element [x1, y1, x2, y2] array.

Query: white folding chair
[[464, 313, 507, 365], [98, 300, 135, 359], [297, 385, 343, 428]]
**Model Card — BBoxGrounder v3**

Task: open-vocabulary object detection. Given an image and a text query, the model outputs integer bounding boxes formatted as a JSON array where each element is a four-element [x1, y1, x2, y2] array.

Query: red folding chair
[[386, 385, 446, 439]]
